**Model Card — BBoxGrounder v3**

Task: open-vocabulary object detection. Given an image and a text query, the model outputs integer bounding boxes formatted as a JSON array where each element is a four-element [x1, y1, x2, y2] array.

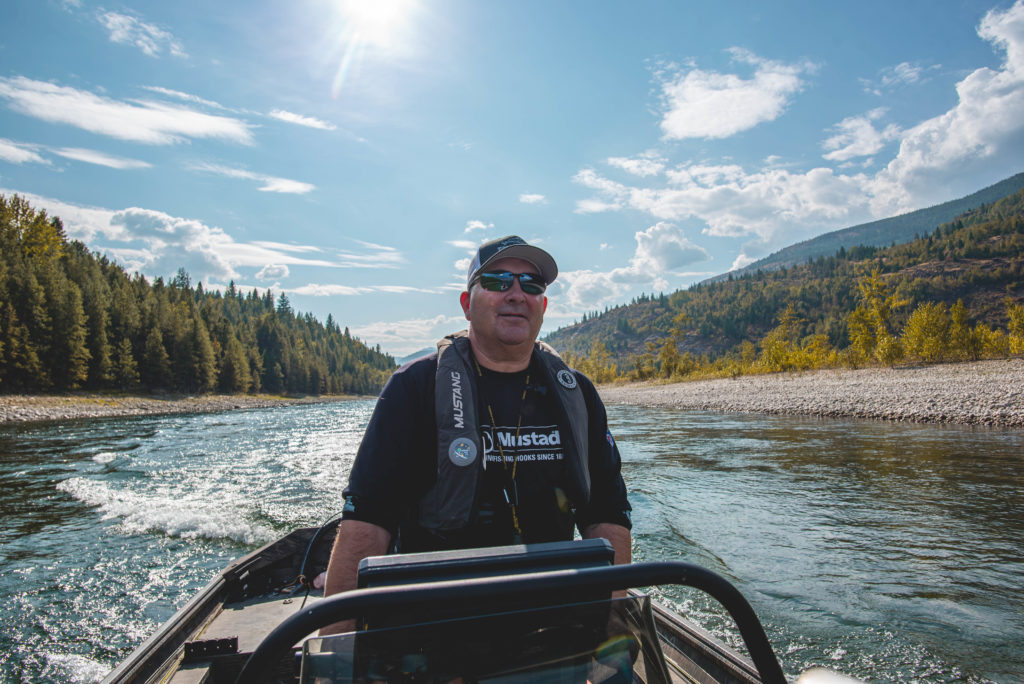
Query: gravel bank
[[0, 393, 365, 425], [598, 358, 1024, 427]]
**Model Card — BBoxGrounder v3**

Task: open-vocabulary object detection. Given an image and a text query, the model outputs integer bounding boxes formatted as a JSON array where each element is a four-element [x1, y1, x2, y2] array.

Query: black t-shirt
[[342, 349, 631, 552]]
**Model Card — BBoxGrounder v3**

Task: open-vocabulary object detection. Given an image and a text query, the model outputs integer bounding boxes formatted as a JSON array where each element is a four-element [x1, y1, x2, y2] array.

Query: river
[[0, 401, 1021, 682]]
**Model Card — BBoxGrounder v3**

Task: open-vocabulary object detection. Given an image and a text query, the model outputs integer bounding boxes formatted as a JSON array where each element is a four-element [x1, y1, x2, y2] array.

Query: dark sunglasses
[[472, 271, 547, 295]]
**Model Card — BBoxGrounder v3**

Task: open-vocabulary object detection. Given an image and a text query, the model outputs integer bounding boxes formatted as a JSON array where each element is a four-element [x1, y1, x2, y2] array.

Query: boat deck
[[168, 590, 324, 684]]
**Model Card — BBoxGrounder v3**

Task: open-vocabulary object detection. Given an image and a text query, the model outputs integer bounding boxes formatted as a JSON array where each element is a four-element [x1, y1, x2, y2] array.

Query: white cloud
[[0, 77, 253, 145], [256, 264, 290, 280], [0, 138, 48, 165], [99, 11, 186, 58], [519, 193, 546, 204], [269, 109, 337, 131], [633, 222, 711, 272], [142, 86, 227, 110], [53, 147, 151, 169], [575, 161, 874, 244], [557, 222, 709, 310], [861, 61, 939, 95], [730, 253, 757, 271], [288, 283, 373, 296], [0, 191, 403, 286], [607, 153, 665, 177], [464, 219, 492, 232], [656, 48, 815, 140], [351, 314, 465, 357], [189, 163, 315, 194], [870, 0, 1024, 211], [822, 108, 902, 162], [575, 1, 1024, 249]]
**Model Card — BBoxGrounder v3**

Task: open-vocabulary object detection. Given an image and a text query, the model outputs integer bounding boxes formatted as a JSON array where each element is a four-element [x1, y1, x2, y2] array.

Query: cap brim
[[475, 244, 558, 285]]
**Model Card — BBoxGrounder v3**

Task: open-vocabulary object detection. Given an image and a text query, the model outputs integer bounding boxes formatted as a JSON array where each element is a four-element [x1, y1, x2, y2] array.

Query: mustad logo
[[451, 370, 464, 429], [487, 428, 561, 449]]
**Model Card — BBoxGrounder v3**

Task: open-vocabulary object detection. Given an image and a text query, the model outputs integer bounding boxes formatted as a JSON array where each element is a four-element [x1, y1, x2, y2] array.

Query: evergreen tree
[[112, 337, 140, 390], [142, 326, 173, 389]]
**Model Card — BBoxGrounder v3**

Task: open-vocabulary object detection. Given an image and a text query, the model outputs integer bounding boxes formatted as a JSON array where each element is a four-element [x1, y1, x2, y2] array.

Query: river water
[[0, 401, 1021, 683]]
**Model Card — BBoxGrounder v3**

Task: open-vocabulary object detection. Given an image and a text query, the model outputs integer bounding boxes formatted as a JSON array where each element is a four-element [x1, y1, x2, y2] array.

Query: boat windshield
[[300, 594, 671, 683]]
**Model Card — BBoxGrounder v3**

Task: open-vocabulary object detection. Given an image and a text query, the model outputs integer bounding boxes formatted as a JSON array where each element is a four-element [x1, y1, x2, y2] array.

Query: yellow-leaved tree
[[847, 269, 907, 366]]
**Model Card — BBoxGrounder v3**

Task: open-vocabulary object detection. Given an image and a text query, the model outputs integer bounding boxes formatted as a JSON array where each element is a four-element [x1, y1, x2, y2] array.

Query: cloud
[[99, 11, 186, 58], [52, 147, 152, 169], [189, 162, 315, 194], [607, 153, 665, 177], [256, 264, 290, 280], [519, 193, 546, 204], [870, 0, 1024, 211], [288, 283, 373, 296], [287, 283, 428, 297], [861, 61, 939, 95], [464, 219, 492, 232], [557, 222, 710, 310], [580, 162, 873, 241], [351, 314, 465, 356], [0, 190, 404, 286], [269, 109, 337, 130], [656, 48, 816, 140], [0, 77, 253, 145], [822, 108, 902, 162], [575, 1, 1024, 253], [0, 138, 49, 165], [142, 86, 227, 110]]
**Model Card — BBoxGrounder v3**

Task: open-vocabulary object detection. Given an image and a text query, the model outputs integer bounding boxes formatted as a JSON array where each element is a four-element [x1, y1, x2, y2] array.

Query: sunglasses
[[472, 271, 547, 295]]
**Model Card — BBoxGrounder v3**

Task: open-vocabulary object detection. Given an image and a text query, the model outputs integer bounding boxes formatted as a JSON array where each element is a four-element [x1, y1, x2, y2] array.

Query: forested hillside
[[547, 186, 1024, 380], [709, 171, 1024, 282], [0, 195, 395, 395]]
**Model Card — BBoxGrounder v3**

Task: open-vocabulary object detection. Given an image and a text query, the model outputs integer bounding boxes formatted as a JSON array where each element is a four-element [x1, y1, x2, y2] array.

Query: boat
[[101, 521, 844, 684]]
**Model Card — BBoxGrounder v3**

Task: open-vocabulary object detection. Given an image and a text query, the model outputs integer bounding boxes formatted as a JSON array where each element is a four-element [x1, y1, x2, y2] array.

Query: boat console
[[237, 539, 786, 684]]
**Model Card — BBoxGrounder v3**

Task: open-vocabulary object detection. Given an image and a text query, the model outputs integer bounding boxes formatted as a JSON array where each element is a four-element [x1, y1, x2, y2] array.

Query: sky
[[3, 0, 1024, 357]]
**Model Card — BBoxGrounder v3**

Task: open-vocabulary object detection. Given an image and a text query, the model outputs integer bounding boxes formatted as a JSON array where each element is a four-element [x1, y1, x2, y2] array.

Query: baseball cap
[[466, 235, 558, 287]]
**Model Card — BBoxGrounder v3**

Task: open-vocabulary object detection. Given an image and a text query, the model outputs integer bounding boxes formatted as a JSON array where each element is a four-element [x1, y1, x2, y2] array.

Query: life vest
[[417, 331, 591, 532]]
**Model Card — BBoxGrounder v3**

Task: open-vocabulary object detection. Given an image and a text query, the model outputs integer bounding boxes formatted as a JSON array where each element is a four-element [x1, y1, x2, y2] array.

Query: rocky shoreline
[[598, 358, 1024, 427], [3, 359, 1022, 428], [0, 393, 365, 425]]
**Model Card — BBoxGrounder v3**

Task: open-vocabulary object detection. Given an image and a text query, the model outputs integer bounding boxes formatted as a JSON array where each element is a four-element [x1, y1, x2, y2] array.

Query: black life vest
[[417, 331, 591, 532]]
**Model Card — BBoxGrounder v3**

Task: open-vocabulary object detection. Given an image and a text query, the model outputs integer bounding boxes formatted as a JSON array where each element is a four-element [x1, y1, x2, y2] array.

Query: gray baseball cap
[[466, 235, 558, 287]]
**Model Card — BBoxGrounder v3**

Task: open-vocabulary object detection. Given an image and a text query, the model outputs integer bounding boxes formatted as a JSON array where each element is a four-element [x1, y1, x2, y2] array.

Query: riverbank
[[598, 357, 1024, 427], [0, 392, 363, 424]]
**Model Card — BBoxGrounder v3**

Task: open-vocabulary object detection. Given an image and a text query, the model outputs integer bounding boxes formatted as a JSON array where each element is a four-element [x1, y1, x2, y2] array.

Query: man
[[321, 235, 631, 633]]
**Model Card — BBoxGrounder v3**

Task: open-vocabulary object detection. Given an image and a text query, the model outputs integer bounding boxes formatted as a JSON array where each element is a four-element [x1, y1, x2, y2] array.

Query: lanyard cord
[[473, 358, 529, 539]]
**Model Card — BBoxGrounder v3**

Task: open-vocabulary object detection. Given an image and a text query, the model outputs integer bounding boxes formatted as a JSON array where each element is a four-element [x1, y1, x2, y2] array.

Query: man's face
[[461, 256, 547, 349]]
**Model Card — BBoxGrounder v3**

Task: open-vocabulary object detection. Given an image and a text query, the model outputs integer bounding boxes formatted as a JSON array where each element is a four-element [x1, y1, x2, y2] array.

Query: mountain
[[705, 172, 1024, 284], [544, 183, 1024, 370], [397, 346, 435, 365]]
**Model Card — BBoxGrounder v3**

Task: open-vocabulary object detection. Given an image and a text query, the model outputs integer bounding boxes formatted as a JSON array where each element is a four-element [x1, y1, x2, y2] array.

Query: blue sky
[[3, 0, 1024, 356]]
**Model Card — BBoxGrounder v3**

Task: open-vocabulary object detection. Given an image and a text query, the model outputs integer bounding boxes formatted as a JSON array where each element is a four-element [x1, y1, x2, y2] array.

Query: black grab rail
[[235, 561, 786, 684]]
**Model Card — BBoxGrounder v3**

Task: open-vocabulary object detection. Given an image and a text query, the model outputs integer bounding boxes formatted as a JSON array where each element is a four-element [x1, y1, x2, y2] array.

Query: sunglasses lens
[[518, 275, 546, 294], [478, 273, 512, 292]]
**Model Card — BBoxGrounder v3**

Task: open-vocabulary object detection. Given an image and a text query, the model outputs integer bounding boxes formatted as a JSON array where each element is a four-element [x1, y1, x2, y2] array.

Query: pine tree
[[113, 337, 140, 390], [142, 326, 173, 389]]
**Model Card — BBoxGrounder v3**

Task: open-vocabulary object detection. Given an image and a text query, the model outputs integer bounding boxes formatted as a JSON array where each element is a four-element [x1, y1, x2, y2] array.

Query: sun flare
[[335, 0, 416, 51]]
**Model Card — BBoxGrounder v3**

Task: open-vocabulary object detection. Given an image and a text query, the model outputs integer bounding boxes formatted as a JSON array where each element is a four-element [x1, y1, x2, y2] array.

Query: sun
[[335, 0, 417, 51]]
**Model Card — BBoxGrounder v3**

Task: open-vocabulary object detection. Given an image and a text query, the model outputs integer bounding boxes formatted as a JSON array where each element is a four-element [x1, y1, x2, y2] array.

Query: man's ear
[[460, 291, 471, 320], [543, 296, 548, 313]]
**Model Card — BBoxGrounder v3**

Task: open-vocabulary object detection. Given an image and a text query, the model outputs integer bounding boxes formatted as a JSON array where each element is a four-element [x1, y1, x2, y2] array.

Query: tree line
[[558, 186, 1024, 382], [0, 195, 395, 395]]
